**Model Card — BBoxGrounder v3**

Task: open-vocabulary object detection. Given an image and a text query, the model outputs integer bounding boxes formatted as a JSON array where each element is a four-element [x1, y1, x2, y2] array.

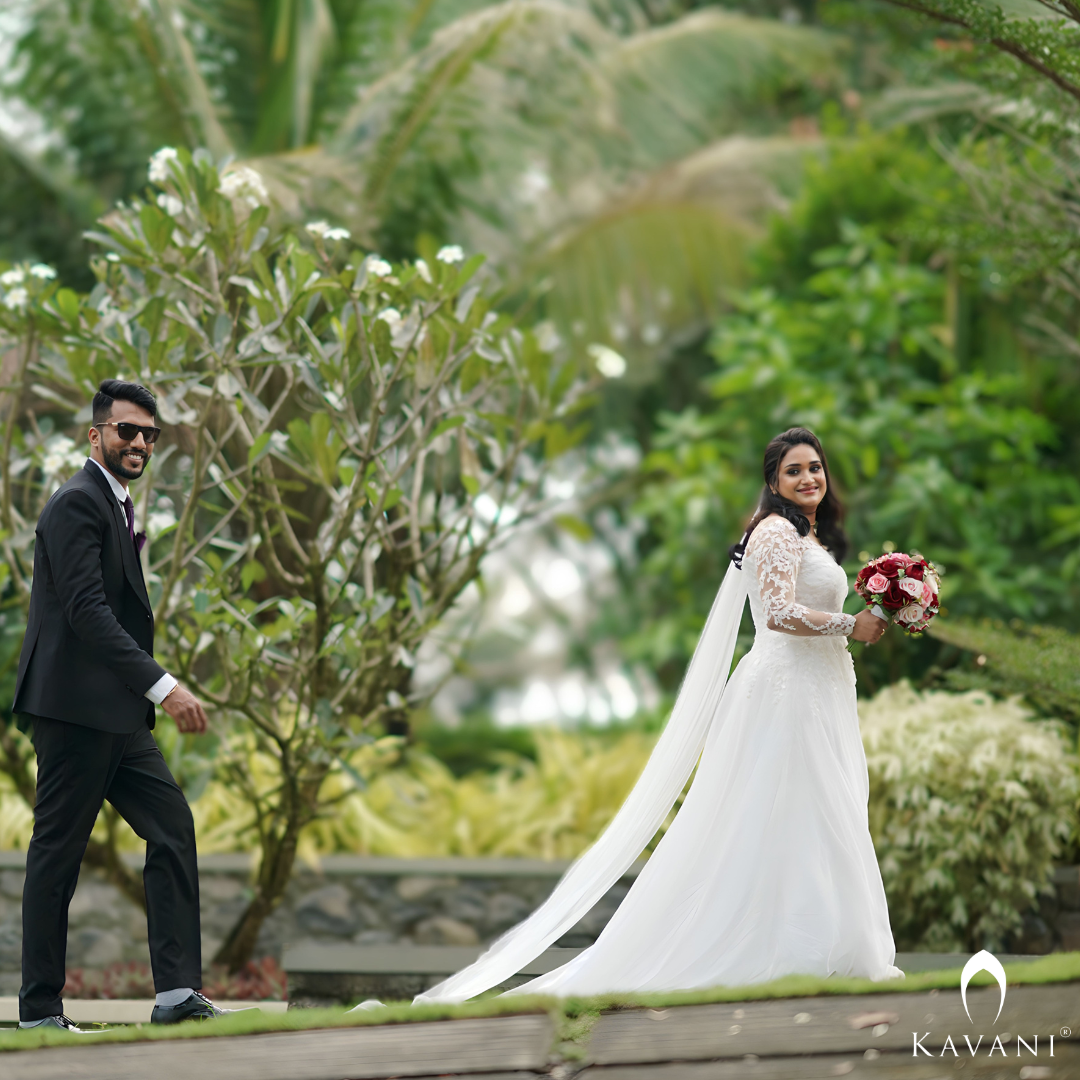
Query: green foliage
[[862, 682, 1078, 952], [627, 209, 1076, 688], [0, 148, 584, 967], [929, 617, 1080, 730], [5, 1, 847, 374]]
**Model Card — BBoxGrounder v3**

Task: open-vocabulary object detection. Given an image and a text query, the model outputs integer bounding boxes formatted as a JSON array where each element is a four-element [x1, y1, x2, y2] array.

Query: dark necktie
[[123, 496, 146, 554]]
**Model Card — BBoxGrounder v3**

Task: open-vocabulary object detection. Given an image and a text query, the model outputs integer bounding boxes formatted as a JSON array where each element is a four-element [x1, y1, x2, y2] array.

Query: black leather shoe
[[19, 1015, 98, 1033], [150, 991, 232, 1024]]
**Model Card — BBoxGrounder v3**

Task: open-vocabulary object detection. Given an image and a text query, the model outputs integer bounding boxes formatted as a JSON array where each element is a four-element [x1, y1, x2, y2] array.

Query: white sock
[[156, 987, 195, 1007]]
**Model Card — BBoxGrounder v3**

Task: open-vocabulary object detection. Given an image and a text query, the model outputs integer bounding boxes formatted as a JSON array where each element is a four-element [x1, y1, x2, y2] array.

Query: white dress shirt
[[87, 457, 177, 705]]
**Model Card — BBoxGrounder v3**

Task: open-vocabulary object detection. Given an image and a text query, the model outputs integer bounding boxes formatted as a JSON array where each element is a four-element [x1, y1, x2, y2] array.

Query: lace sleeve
[[745, 516, 856, 637]]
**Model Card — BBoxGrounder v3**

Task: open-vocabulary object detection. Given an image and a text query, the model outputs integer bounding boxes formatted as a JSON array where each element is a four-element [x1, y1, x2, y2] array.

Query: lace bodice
[[744, 516, 855, 637]]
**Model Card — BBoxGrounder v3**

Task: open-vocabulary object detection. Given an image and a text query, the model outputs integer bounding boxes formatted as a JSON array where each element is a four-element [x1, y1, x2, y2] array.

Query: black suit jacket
[[13, 461, 165, 733]]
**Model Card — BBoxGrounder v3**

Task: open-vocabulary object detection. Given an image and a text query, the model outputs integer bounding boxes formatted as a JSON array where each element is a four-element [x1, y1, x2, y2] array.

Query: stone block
[[68, 881, 128, 922], [396, 876, 457, 902], [413, 916, 480, 946], [443, 887, 488, 926], [0, 870, 25, 899], [0, 922, 21, 966], [296, 884, 357, 935], [72, 928, 124, 967], [200, 875, 246, 903], [485, 891, 531, 932]]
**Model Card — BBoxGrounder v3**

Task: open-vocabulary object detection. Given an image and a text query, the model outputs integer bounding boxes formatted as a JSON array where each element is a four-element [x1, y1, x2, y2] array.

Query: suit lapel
[[82, 463, 152, 613]]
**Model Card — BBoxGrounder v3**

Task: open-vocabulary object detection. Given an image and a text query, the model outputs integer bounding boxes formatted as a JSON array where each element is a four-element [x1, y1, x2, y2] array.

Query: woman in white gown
[[412, 428, 903, 1004]]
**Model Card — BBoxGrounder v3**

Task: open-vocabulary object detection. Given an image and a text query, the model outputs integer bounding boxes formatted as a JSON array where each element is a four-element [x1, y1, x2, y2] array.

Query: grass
[[2, 951, 1078, 1053]]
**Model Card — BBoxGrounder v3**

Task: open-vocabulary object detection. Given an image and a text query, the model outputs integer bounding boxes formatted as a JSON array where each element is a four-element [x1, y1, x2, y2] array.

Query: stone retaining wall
[[0, 852, 1077, 997], [0, 853, 637, 996]]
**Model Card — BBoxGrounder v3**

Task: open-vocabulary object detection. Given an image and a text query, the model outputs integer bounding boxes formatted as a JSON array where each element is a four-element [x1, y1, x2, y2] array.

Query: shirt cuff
[[145, 673, 177, 704]]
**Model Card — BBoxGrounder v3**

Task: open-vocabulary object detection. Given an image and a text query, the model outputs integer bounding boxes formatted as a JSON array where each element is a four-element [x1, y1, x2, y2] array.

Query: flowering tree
[[0, 147, 587, 968]]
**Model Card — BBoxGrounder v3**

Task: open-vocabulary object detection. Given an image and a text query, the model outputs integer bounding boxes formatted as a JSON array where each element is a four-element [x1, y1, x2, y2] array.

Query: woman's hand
[[850, 609, 887, 644]]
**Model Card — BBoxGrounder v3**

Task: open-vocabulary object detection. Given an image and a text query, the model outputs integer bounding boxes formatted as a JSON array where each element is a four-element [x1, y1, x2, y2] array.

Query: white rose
[[896, 603, 925, 625], [898, 578, 924, 599]]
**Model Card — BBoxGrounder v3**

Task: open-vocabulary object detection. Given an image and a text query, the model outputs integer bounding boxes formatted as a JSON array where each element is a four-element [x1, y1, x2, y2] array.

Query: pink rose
[[921, 582, 935, 607], [866, 573, 890, 594], [898, 578, 924, 599], [896, 603, 925, 625]]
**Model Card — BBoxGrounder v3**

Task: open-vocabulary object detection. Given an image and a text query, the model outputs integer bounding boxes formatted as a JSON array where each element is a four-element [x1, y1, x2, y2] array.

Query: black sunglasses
[[95, 421, 162, 444]]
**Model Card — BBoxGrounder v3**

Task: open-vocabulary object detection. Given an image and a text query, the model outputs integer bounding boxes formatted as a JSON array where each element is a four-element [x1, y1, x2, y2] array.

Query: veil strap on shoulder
[[413, 562, 749, 1003]]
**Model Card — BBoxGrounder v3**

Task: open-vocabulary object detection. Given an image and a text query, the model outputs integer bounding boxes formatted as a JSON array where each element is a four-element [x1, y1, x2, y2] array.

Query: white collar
[[87, 457, 129, 507]]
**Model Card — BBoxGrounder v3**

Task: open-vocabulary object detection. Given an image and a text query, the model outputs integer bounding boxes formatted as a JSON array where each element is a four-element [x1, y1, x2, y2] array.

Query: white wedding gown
[[413, 515, 901, 1004]]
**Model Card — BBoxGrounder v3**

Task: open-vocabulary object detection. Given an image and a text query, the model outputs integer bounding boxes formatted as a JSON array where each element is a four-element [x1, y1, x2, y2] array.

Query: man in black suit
[[14, 379, 226, 1030]]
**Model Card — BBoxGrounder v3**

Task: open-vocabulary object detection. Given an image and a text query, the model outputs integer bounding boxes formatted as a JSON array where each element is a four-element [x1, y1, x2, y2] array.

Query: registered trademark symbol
[[1061, 1027, 1072, 1038]]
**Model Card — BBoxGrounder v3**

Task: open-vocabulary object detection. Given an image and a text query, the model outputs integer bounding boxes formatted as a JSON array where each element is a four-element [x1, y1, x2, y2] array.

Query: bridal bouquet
[[854, 553, 941, 635]]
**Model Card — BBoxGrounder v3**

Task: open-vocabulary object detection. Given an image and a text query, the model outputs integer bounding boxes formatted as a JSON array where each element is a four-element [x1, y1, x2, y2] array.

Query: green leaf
[[55, 288, 80, 326], [139, 203, 172, 253], [241, 559, 267, 591], [248, 432, 272, 465], [555, 514, 593, 541]]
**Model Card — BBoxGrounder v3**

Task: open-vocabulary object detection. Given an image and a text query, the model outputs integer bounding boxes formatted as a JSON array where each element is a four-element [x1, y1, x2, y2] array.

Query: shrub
[[861, 682, 1078, 952]]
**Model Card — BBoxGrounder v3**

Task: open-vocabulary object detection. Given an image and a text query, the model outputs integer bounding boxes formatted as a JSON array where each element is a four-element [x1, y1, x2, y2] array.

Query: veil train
[[412, 563, 749, 1004]]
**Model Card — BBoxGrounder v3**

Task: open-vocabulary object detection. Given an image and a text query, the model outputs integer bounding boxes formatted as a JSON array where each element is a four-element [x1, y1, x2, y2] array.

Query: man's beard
[[102, 442, 148, 480]]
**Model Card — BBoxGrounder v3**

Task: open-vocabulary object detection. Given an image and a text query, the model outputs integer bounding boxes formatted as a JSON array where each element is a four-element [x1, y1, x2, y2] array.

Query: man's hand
[[851, 609, 888, 644], [162, 684, 209, 734]]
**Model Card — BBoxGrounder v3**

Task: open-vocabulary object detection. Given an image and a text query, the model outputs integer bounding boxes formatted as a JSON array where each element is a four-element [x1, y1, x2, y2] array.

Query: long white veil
[[414, 561, 749, 1004]]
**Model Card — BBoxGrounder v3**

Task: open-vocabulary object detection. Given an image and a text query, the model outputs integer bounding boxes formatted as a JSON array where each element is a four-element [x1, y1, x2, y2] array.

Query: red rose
[[875, 556, 905, 577], [883, 579, 906, 609]]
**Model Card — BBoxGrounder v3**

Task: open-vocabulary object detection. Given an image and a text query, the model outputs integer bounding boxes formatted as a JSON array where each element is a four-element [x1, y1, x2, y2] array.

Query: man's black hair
[[92, 379, 157, 425]]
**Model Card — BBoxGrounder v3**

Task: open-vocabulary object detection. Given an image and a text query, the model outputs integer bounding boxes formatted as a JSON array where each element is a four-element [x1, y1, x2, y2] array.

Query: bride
[[414, 427, 903, 1003]]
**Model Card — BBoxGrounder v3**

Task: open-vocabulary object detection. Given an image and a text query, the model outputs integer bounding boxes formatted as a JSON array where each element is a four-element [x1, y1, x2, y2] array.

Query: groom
[[13, 379, 225, 1030]]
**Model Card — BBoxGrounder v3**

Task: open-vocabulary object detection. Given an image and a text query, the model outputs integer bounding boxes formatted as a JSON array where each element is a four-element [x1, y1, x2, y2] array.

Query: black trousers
[[20, 716, 202, 1021]]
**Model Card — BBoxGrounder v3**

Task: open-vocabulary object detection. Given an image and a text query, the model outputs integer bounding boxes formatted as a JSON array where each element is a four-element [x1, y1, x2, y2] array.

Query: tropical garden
[[1, 0, 1080, 971]]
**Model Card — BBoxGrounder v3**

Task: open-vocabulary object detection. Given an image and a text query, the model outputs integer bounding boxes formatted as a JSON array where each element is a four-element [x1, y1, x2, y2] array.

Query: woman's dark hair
[[92, 379, 157, 425], [729, 427, 847, 567]]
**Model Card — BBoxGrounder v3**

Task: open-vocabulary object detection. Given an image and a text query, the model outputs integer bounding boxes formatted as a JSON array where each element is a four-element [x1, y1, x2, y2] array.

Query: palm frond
[[519, 136, 822, 374], [601, 9, 845, 165], [148, 0, 234, 156]]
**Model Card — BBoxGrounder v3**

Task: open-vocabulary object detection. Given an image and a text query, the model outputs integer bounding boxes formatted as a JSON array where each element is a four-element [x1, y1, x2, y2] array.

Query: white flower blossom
[[436, 244, 464, 264], [366, 256, 392, 277], [148, 147, 180, 184], [41, 436, 84, 477], [29, 264, 56, 280], [156, 193, 184, 216], [105, 253, 121, 263], [376, 307, 402, 331], [306, 220, 350, 242], [415, 258, 432, 283], [0, 268, 25, 287], [587, 343, 627, 378], [147, 508, 178, 537], [218, 166, 268, 209], [3, 288, 29, 311]]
